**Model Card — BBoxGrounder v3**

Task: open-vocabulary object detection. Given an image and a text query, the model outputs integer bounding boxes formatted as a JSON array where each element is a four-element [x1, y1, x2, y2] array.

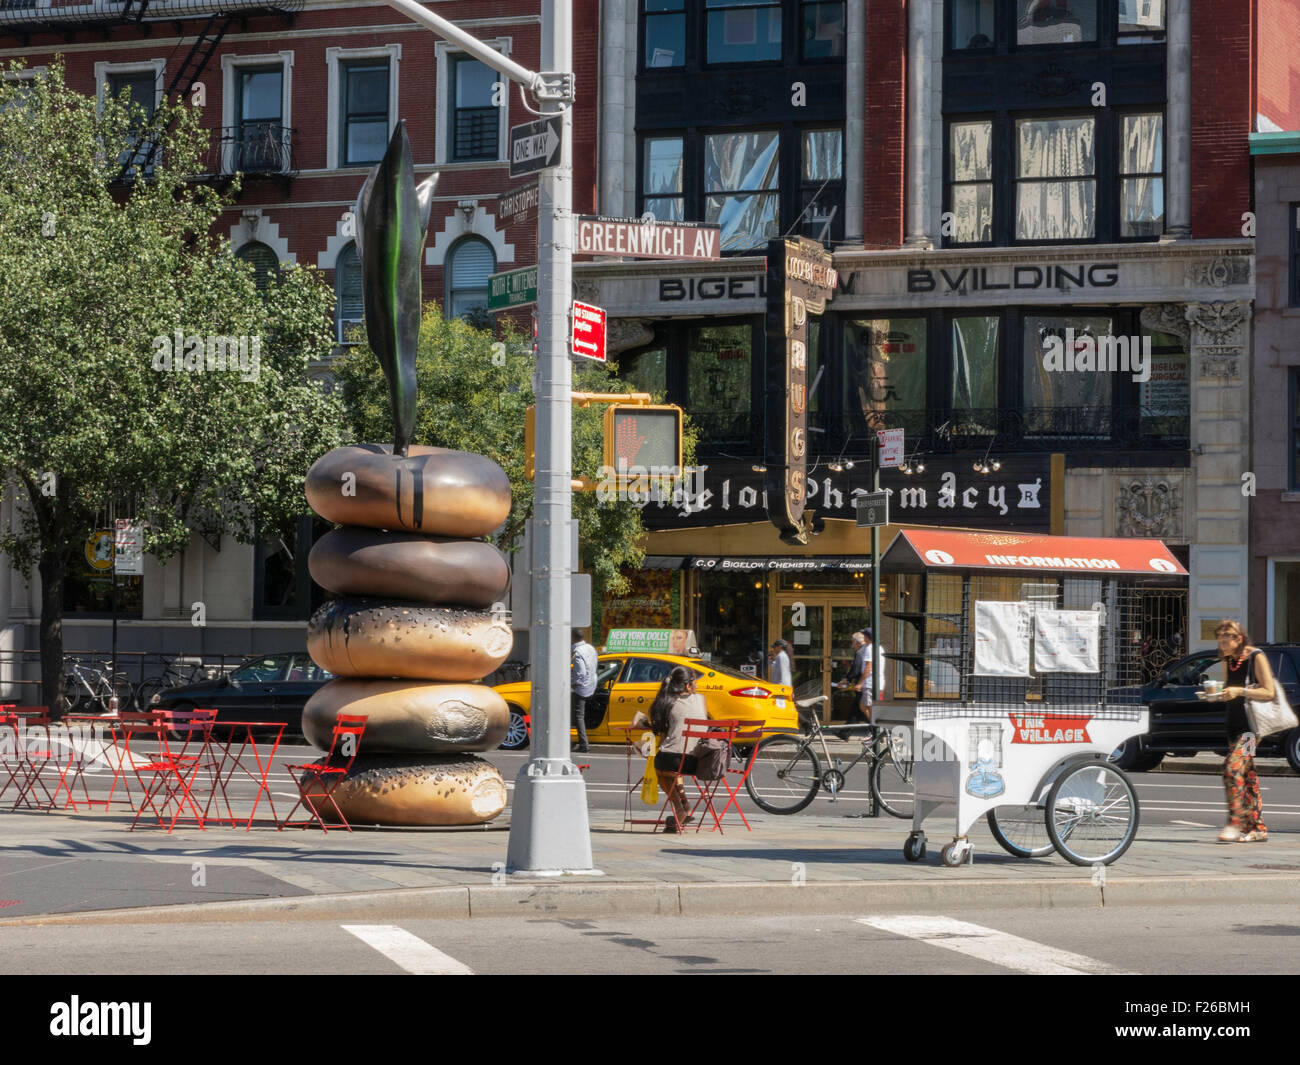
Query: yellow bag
[[639, 733, 659, 806]]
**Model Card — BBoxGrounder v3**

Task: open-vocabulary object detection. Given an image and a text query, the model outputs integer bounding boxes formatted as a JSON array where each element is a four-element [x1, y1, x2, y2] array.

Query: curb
[[3, 872, 1298, 926]]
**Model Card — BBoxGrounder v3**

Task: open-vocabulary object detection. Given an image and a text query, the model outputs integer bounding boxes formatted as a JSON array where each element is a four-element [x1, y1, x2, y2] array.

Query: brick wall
[[1257, 0, 1300, 130], [1190, 2, 1254, 237], [862, 0, 905, 249]]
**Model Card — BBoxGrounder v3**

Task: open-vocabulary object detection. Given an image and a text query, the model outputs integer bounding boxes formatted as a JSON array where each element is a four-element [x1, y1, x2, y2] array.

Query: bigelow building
[[0, 0, 1296, 712]]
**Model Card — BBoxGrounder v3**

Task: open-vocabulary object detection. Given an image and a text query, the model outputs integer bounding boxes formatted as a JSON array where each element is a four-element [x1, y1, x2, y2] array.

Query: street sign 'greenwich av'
[[576, 216, 721, 260], [508, 114, 562, 178]]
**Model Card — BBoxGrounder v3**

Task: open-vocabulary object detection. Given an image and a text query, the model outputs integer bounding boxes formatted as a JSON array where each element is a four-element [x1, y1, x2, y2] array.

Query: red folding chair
[[7, 712, 71, 812], [0, 712, 23, 807], [656, 718, 739, 834], [279, 714, 367, 832], [712, 719, 767, 831], [127, 708, 217, 831]]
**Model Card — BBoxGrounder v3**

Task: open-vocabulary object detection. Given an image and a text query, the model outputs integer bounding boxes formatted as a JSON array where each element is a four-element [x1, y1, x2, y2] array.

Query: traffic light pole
[[378, 0, 593, 873]]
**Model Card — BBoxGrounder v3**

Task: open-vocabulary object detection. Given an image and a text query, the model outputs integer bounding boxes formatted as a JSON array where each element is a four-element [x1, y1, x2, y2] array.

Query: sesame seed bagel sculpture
[[297, 122, 512, 826]]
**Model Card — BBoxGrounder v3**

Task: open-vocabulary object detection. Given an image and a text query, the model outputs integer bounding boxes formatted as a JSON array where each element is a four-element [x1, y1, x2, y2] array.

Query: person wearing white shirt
[[570, 630, 598, 753], [769, 639, 793, 687]]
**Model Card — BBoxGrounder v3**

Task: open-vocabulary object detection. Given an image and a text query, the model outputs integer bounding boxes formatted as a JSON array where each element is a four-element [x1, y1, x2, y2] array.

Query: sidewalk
[[0, 801, 1294, 925]]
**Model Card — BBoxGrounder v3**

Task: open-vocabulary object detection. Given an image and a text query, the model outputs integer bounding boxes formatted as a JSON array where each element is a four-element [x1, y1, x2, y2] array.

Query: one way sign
[[509, 114, 563, 178]]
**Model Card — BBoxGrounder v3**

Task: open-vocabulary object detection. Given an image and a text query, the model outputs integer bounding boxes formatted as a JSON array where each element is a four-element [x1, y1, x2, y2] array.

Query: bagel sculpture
[[296, 121, 510, 826]]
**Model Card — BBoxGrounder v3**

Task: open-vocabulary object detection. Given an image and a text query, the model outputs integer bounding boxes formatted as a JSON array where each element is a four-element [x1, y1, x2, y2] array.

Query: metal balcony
[[206, 123, 297, 180], [0, 0, 302, 35]]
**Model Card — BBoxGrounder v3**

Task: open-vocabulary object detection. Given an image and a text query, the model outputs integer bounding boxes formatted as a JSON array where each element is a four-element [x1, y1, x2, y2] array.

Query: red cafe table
[[198, 720, 288, 830]]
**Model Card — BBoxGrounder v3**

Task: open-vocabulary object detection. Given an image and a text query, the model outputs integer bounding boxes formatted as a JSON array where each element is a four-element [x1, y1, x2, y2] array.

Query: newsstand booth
[[878, 529, 1188, 868]]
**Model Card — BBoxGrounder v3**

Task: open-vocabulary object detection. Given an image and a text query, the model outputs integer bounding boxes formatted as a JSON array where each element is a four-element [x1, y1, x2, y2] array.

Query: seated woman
[[632, 665, 708, 833]]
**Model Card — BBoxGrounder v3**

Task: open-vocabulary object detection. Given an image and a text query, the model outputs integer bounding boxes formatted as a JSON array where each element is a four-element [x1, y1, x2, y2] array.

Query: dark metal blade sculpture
[[353, 120, 438, 457]]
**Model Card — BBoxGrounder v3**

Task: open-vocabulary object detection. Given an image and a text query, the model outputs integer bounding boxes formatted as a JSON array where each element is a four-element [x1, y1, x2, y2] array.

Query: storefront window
[[64, 529, 143, 616], [1015, 116, 1096, 241], [1138, 327, 1188, 438], [620, 342, 668, 399], [951, 316, 999, 421], [687, 322, 753, 443], [1022, 314, 1113, 436], [1016, 0, 1097, 45], [694, 570, 767, 670], [843, 317, 927, 435]]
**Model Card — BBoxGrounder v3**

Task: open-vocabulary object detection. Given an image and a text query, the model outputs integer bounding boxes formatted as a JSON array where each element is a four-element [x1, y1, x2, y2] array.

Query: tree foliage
[[0, 62, 344, 708], [335, 306, 696, 595]]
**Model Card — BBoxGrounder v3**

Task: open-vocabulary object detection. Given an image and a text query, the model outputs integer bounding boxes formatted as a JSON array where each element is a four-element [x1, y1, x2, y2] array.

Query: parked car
[[493, 652, 801, 750], [1108, 644, 1300, 772], [151, 652, 333, 736]]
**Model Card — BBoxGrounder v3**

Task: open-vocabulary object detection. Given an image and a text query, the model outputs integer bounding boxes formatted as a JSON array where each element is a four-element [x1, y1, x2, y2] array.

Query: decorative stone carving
[[573, 278, 600, 304], [1139, 303, 1190, 345], [606, 318, 656, 356], [714, 83, 769, 117], [1199, 351, 1239, 379], [1116, 475, 1183, 539], [1186, 300, 1250, 347], [1185, 256, 1251, 289], [1020, 64, 1089, 98]]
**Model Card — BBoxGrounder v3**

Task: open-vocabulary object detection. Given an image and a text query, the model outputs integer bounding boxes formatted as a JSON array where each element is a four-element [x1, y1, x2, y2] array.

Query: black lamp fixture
[[972, 436, 1001, 475]]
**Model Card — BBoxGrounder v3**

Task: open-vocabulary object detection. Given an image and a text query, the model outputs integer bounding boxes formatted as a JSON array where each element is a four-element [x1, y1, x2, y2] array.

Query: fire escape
[[0, 0, 302, 190]]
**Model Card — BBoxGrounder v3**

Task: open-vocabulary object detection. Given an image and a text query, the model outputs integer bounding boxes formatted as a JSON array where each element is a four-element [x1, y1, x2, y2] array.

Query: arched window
[[335, 242, 363, 343], [445, 237, 496, 320], [235, 241, 281, 293]]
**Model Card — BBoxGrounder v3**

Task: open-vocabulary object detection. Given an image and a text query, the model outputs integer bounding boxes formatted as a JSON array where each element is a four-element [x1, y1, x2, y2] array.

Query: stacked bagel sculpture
[[297, 122, 514, 825]]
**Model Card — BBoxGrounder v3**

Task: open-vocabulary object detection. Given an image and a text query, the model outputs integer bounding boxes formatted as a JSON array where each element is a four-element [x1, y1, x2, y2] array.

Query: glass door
[[779, 602, 825, 702]]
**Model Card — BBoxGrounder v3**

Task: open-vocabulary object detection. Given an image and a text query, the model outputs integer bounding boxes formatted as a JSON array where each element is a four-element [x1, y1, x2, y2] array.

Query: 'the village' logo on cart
[[1008, 714, 1094, 744]]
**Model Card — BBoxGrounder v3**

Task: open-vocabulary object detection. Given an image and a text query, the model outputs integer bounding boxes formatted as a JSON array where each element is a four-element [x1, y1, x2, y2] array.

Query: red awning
[[881, 529, 1188, 577]]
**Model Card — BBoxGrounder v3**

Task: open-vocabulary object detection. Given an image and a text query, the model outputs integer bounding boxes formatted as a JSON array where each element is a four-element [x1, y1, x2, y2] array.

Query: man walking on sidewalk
[[571, 629, 597, 753]]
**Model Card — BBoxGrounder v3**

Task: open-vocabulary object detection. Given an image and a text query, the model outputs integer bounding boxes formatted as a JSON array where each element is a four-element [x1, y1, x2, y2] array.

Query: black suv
[[1109, 644, 1300, 772]]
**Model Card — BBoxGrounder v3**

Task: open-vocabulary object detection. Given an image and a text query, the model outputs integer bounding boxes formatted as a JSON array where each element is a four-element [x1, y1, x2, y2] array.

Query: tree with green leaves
[[0, 62, 345, 712], [335, 305, 696, 605]]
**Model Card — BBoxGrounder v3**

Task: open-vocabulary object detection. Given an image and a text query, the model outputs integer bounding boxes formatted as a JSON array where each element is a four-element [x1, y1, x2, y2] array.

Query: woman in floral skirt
[[1212, 620, 1275, 843]]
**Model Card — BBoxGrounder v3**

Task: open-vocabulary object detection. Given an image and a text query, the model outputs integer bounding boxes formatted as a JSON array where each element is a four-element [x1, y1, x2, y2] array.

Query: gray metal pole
[[869, 435, 880, 817], [506, 0, 594, 873]]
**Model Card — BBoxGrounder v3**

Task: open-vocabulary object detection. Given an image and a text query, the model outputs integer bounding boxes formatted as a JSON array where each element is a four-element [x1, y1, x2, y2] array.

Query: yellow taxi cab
[[494, 650, 799, 750]]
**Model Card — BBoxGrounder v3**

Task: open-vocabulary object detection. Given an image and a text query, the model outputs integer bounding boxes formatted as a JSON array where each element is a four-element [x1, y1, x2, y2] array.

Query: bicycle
[[63, 656, 135, 713], [744, 697, 915, 818], [135, 656, 207, 710]]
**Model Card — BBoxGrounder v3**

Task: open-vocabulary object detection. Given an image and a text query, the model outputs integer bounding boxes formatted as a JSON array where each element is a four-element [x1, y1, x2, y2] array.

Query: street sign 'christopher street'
[[765, 236, 837, 545]]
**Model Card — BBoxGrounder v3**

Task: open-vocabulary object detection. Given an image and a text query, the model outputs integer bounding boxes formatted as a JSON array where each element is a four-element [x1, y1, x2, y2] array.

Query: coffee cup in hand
[[1203, 679, 1221, 696]]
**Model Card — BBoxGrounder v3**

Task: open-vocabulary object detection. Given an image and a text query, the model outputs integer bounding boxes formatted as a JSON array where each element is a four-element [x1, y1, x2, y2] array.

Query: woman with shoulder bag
[[632, 666, 709, 833], [1212, 620, 1275, 843]]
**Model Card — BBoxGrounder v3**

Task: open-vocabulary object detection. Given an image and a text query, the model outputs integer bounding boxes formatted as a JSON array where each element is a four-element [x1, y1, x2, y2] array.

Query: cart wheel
[[986, 806, 1054, 858], [940, 840, 970, 867], [1045, 761, 1140, 867], [903, 832, 926, 862]]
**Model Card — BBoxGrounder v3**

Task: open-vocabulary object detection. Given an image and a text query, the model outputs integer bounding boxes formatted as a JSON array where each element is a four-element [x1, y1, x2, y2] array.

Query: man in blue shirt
[[570, 629, 598, 753]]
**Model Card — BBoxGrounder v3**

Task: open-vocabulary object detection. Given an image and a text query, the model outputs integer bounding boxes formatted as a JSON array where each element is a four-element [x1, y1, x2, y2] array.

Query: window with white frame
[[96, 61, 164, 177], [450, 56, 498, 162], [326, 46, 399, 170], [222, 53, 293, 176], [336, 243, 363, 343], [236, 241, 281, 293]]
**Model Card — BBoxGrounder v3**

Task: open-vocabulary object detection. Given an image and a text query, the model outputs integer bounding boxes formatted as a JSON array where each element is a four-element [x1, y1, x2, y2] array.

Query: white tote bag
[[1246, 661, 1300, 738]]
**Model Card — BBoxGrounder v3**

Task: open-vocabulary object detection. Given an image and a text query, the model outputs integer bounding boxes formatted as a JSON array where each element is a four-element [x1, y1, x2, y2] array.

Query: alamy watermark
[[151, 330, 261, 382], [1040, 328, 1150, 383]]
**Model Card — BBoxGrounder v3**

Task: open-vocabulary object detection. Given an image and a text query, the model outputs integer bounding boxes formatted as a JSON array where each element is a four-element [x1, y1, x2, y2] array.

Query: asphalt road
[[99, 741, 1296, 832], [3, 903, 1296, 976]]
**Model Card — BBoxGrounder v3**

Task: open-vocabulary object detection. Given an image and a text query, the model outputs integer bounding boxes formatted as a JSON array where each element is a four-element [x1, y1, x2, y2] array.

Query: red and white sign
[[891, 530, 1188, 576], [1008, 714, 1093, 745], [571, 301, 607, 362], [876, 429, 904, 469]]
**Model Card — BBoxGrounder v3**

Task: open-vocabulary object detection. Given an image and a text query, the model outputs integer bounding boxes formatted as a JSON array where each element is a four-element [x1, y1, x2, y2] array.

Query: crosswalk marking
[[857, 916, 1134, 975], [342, 925, 473, 975]]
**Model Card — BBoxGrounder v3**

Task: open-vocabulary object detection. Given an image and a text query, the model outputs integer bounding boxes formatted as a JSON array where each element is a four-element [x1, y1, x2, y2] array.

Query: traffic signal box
[[525, 400, 683, 488]]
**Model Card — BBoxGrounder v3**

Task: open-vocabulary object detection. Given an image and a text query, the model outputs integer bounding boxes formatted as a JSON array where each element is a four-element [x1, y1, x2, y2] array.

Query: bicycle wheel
[[745, 735, 821, 814], [1046, 761, 1140, 866], [986, 806, 1054, 858], [870, 744, 915, 819], [107, 672, 135, 712], [136, 677, 165, 710]]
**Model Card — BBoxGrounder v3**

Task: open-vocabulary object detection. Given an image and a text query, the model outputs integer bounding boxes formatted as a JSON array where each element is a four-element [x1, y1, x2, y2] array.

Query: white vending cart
[[878, 529, 1187, 867]]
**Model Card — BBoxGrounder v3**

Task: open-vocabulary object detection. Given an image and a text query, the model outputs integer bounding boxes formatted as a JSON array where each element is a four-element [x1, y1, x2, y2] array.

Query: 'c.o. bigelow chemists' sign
[[639, 456, 1052, 532]]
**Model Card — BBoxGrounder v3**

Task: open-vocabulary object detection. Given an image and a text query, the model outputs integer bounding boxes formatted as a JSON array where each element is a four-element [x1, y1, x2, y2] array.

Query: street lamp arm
[[378, 0, 547, 96]]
